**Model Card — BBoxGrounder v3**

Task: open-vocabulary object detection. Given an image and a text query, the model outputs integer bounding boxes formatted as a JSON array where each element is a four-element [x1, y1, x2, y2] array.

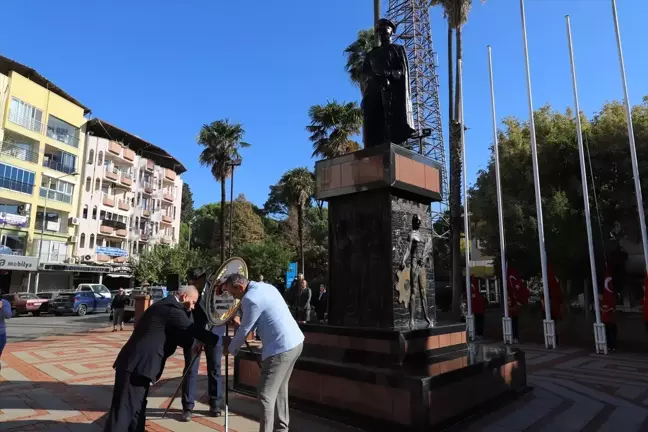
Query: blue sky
[[1, 0, 646, 209]]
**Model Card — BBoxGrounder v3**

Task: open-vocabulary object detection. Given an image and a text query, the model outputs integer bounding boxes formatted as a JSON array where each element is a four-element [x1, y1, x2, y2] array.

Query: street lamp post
[[228, 159, 242, 258], [34, 171, 78, 293]]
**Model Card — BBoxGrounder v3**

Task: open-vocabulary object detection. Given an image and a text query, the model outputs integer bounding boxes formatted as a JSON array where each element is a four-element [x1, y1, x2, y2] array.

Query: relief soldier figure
[[399, 214, 432, 328], [361, 18, 416, 148]]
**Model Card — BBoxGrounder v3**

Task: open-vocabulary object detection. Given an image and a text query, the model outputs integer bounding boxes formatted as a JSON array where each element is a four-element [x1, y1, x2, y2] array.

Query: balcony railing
[[119, 172, 133, 186], [118, 200, 130, 211], [34, 220, 69, 234], [0, 142, 39, 164], [39, 187, 72, 204], [8, 109, 43, 134], [46, 125, 79, 148], [161, 214, 173, 224], [102, 193, 115, 207], [42, 158, 75, 175], [163, 193, 174, 202], [164, 169, 176, 182], [0, 177, 35, 195]]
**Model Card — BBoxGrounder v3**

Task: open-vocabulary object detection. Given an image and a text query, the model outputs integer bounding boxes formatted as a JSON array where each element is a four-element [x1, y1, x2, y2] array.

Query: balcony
[[123, 148, 135, 161], [119, 172, 133, 187], [163, 192, 174, 202], [118, 200, 130, 211], [42, 158, 75, 175], [96, 254, 110, 262], [161, 236, 171, 245], [39, 188, 72, 204], [34, 220, 68, 234], [146, 160, 154, 172], [161, 214, 173, 224], [116, 229, 127, 237], [164, 169, 176, 182], [46, 116, 79, 148], [0, 141, 39, 164], [142, 209, 151, 218], [139, 231, 149, 242], [108, 141, 123, 155], [99, 224, 113, 235], [102, 193, 115, 207], [142, 182, 153, 194], [8, 109, 43, 134], [104, 165, 119, 182]]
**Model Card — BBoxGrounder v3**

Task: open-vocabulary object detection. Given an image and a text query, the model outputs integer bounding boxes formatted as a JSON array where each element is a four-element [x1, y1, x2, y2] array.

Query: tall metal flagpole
[[458, 59, 474, 341], [519, 0, 555, 349], [487, 46, 512, 345], [565, 16, 607, 355], [611, 0, 648, 279]]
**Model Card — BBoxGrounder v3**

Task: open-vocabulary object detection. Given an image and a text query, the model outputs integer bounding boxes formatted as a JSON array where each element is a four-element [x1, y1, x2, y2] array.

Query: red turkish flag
[[506, 265, 529, 305], [602, 266, 616, 323], [470, 276, 486, 314]]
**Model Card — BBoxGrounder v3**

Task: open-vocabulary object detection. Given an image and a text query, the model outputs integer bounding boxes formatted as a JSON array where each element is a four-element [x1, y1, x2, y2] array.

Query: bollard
[[134, 294, 151, 327]]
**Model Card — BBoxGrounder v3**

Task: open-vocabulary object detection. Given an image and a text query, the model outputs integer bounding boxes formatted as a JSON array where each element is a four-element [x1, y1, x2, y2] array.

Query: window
[[92, 206, 97, 219], [88, 149, 94, 164], [82, 205, 88, 219], [40, 176, 74, 204], [43, 150, 76, 174], [85, 177, 91, 192], [46, 115, 79, 147], [97, 151, 103, 165], [80, 233, 86, 248], [95, 178, 100, 191], [36, 211, 63, 232], [0, 163, 35, 194], [8, 97, 43, 133], [89, 234, 95, 248]]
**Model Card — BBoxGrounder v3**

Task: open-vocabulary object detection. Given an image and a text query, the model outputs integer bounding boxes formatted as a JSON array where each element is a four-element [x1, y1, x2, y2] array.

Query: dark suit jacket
[[113, 295, 218, 382], [315, 291, 327, 315], [297, 288, 312, 310]]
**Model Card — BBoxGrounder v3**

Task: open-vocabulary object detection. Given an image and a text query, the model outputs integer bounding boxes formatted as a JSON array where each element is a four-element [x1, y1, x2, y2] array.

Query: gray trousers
[[112, 308, 125, 327], [257, 343, 303, 432]]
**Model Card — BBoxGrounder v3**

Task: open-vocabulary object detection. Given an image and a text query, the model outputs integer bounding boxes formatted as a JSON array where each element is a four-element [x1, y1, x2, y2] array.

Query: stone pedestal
[[233, 145, 527, 431]]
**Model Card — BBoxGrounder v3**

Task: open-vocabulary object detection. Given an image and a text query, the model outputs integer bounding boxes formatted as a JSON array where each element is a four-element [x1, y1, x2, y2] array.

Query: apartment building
[[0, 56, 89, 293], [77, 119, 184, 288]]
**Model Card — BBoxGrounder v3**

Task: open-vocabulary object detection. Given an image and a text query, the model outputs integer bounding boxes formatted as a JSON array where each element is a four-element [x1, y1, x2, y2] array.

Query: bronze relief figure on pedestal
[[361, 18, 416, 148]]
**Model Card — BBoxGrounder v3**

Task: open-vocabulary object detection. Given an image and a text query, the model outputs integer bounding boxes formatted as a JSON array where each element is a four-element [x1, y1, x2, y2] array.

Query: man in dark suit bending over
[[104, 285, 218, 432]]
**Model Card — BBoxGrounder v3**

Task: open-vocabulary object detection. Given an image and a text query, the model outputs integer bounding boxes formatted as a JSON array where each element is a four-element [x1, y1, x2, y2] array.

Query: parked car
[[1, 292, 48, 317], [36, 291, 71, 313], [75, 284, 112, 300], [50, 291, 111, 316], [123, 286, 168, 322]]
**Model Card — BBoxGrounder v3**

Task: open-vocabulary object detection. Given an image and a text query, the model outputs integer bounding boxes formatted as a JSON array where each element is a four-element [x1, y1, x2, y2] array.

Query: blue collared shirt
[[229, 281, 304, 360]]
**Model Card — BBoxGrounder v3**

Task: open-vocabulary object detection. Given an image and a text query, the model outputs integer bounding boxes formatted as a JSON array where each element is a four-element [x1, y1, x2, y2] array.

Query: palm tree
[[197, 119, 250, 264], [307, 101, 363, 159], [344, 28, 375, 93], [277, 168, 315, 274], [431, 0, 483, 316], [374, 0, 381, 46]]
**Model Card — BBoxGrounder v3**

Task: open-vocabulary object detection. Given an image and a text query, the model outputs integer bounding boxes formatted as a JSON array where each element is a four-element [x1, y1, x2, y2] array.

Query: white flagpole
[[565, 16, 607, 355], [519, 0, 555, 349], [611, 0, 648, 279], [487, 46, 512, 345], [458, 59, 474, 341]]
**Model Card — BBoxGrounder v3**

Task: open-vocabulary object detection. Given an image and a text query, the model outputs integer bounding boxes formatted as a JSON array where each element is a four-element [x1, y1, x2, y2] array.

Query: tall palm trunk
[[220, 178, 226, 264], [451, 25, 465, 317], [374, 0, 381, 47], [297, 205, 305, 275]]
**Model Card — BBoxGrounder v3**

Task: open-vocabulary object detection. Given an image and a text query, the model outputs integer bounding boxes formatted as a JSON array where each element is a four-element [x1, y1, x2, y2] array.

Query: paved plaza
[[2, 327, 648, 431]]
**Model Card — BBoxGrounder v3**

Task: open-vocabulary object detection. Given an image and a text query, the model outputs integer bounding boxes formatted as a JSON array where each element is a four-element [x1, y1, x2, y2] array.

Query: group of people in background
[[284, 273, 328, 324]]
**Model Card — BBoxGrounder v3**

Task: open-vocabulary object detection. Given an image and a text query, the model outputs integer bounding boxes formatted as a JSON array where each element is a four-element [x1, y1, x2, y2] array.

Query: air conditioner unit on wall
[[68, 235, 77, 243], [69, 217, 80, 226], [83, 254, 94, 262]]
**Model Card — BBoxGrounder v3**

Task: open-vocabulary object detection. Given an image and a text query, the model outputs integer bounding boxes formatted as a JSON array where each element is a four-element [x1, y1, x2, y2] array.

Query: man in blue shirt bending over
[[223, 273, 304, 432]]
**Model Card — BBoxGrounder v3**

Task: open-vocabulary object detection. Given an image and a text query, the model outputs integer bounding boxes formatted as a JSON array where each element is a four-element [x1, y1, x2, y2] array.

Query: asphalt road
[[4, 311, 114, 342]]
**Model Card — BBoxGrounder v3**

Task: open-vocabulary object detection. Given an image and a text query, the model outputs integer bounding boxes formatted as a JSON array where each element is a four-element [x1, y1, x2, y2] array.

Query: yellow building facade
[[0, 56, 89, 291]]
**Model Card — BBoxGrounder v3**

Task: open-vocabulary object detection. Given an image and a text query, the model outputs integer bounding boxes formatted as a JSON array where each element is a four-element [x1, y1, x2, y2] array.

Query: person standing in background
[[0, 296, 11, 374], [315, 284, 327, 323], [296, 279, 312, 323], [470, 277, 487, 339], [111, 288, 128, 332], [285, 273, 304, 316]]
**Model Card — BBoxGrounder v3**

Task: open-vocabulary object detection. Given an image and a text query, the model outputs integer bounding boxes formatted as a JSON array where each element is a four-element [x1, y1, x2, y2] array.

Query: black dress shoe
[[209, 406, 221, 417], [181, 410, 192, 422]]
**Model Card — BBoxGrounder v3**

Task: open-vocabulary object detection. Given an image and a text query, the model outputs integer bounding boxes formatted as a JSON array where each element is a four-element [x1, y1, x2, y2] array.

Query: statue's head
[[376, 18, 396, 45], [412, 214, 422, 230]]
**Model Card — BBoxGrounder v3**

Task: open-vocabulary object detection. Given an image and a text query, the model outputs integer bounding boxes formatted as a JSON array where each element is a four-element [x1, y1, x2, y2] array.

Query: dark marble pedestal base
[[233, 325, 527, 431]]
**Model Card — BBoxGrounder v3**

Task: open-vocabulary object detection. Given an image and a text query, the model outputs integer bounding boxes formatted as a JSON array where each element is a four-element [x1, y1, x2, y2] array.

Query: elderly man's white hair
[[177, 285, 199, 296]]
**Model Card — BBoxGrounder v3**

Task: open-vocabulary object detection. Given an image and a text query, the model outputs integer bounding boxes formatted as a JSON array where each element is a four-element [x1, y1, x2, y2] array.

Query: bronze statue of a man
[[400, 214, 432, 328], [361, 18, 416, 148]]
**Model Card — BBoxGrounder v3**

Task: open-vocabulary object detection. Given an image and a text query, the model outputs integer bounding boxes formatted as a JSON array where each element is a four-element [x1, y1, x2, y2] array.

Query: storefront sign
[[96, 246, 128, 257], [41, 264, 110, 273], [0, 212, 27, 227], [0, 255, 38, 271]]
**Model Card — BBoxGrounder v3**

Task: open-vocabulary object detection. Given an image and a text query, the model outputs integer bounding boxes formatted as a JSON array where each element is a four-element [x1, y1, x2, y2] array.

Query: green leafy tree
[[239, 239, 292, 286], [180, 183, 194, 223], [133, 245, 201, 285], [307, 101, 363, 158], [197, 119, 250, 263], [191, 203, 221, 252]]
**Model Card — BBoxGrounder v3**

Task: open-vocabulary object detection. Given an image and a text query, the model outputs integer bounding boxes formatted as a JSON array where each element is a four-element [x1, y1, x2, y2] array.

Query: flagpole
[[611, 0, 648, 279], [458, 59, 474, 341], [519, 0, 555, 349], [565, 16, 607, 355], [487, 46, 512, 345]]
